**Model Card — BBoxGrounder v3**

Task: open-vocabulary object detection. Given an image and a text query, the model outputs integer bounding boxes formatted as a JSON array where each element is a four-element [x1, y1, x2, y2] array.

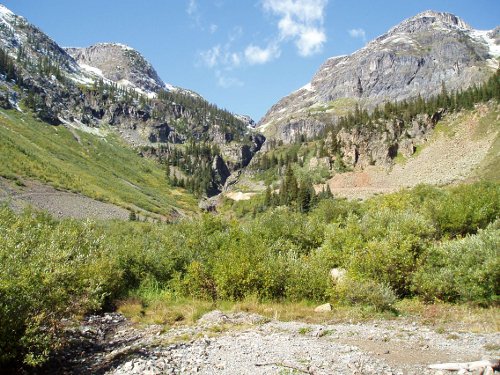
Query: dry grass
[[117, 297, 215, 327], [117, 296, 499, 334], [395, 299, 500, 333]]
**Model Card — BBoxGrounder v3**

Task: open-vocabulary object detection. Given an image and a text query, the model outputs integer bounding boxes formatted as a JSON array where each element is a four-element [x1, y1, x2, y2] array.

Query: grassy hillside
[[0, 109, 197, 217]]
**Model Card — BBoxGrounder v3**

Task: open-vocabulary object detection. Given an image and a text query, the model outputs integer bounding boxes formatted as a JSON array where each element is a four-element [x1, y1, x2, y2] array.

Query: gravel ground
[[41, 311, 500, 375], [0, 177, 129, 220]]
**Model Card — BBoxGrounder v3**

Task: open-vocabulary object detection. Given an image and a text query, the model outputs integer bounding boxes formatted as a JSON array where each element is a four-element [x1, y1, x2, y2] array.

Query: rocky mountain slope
[[259, 11, 499, 143], [0, 4, 263, 198], [66, 43, 167, 95]]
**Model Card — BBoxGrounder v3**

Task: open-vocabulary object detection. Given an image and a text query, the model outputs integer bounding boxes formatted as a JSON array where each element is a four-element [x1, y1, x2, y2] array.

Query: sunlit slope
[[0, 109, 197, 217]]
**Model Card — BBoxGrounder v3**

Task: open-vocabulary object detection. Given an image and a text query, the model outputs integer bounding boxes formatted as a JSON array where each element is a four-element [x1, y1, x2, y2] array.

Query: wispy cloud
[[209, 24, 218, 34], [199, 45, 221, 68], [215, 70, 244, 88], [348, 28, 367, 42], [263, 0, 328, 56], [186, 0, 201, 27], [198, 27, 244, 69], [197, 1, 329, 88]]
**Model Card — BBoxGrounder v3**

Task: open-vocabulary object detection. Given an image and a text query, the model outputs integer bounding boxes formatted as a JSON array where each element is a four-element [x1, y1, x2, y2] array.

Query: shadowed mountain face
[[258, 11, 500, 143]]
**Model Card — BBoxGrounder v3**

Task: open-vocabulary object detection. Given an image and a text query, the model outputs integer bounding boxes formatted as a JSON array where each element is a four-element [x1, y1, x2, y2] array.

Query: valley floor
[[41, 311, 499, 375]]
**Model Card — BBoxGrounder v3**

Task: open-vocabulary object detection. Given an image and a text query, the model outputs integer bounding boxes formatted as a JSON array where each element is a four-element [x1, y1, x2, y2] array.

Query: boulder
[[330, 268, 347, 284], [314, 303, 332, 312]]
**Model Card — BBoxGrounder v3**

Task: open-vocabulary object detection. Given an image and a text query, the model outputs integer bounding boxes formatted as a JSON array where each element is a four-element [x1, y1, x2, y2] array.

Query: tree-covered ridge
[[163, 141, 224, 197], [0, 45, 249, 143], [157, 89, 248, 141]]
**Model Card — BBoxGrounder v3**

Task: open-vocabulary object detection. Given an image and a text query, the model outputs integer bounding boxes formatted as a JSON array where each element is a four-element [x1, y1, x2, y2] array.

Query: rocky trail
[[39, 311, 499, 375]]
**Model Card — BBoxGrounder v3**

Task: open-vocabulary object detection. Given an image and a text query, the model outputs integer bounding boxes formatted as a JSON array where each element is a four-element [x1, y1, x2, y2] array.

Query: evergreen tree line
[[164, 142, 221, 197], [262, 165, 333, 213], [255, 147, 299, 171], [324, 68, 500, 137], [157, 89, 247, 141], [0, 48, 17, 82]]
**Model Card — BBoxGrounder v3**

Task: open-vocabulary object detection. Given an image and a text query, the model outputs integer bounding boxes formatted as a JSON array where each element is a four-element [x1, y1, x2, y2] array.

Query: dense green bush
[[413, 222, 500, 304], [320, 210, 435, 296], [1, 181, 499, 368], [332, 277, 397, 312], [0, 207, 120, 366], [427, 182, 500, 237]]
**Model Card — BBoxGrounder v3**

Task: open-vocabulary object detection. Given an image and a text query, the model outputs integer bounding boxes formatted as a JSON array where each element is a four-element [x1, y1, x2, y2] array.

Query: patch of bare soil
[[0, 177, 129, 220]]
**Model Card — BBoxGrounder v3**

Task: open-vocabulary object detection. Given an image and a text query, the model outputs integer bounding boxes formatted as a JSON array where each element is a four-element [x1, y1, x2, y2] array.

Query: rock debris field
[[42, 311, 500, 375]]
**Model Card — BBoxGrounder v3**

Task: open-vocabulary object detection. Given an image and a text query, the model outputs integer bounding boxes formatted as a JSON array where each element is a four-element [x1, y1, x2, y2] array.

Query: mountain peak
[[0, 4, 14, 18], [392, 10, 472, 34], [66, 43, 165, 94], [258, 10, 497, 142]]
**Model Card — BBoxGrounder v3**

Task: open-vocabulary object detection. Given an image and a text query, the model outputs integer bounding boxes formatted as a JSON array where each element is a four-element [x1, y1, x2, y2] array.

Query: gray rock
[[65, 43, 166, 94]]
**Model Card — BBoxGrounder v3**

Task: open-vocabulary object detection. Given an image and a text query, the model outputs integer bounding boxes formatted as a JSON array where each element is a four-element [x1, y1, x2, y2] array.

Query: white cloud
[[216, 70, 244, 88], [244, 43, 281, 65], [187, 0, 197, 16], [199, 46, 243, 69], [209, 24, 218, 34], [297, 27, 326, 56], [348, 28, 366, 42], [263, 0, 328, 56], [199, 45, 221, 68]]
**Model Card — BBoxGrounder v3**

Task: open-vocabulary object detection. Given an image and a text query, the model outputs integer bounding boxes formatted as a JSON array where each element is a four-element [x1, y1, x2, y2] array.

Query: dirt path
[[42, 311, 499, 375], [0, 177, 129, 220]]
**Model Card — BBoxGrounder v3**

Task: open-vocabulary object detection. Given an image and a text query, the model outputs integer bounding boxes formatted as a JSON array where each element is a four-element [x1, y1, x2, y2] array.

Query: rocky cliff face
[[334, 111, 441, 169], [259, 11, 499, 143], [65, 43, 165, 94]]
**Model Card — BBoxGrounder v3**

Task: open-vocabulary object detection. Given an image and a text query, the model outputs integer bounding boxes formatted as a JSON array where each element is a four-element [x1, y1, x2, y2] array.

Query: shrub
[[332, 277, 397, 312], [427, 182, 500, 237], [285, 249, 331, 301], [0, 207, 120, 366], [413, 222, 500, 304], [321, 210, 434, 297]]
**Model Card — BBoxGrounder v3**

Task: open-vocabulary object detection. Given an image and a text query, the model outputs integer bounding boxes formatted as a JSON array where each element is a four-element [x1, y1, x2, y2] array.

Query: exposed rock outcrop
[[336, 111, 440, 169]]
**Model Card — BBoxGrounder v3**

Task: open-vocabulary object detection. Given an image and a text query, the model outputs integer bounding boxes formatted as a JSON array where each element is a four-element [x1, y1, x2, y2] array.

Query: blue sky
[[2, 1, 499, 121]]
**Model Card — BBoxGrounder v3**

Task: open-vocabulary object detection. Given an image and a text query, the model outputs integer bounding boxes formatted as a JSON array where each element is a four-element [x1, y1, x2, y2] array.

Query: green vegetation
[[1, 181, 498, 368], [161, 141, 224, 197], [0, 109, 197, 216]]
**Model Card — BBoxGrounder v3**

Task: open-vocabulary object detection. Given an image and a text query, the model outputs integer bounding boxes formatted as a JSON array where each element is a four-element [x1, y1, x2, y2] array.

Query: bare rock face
[[336, 111, 439, 169], [65, 43, 165, 94], [259, 11, 500, 143]]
